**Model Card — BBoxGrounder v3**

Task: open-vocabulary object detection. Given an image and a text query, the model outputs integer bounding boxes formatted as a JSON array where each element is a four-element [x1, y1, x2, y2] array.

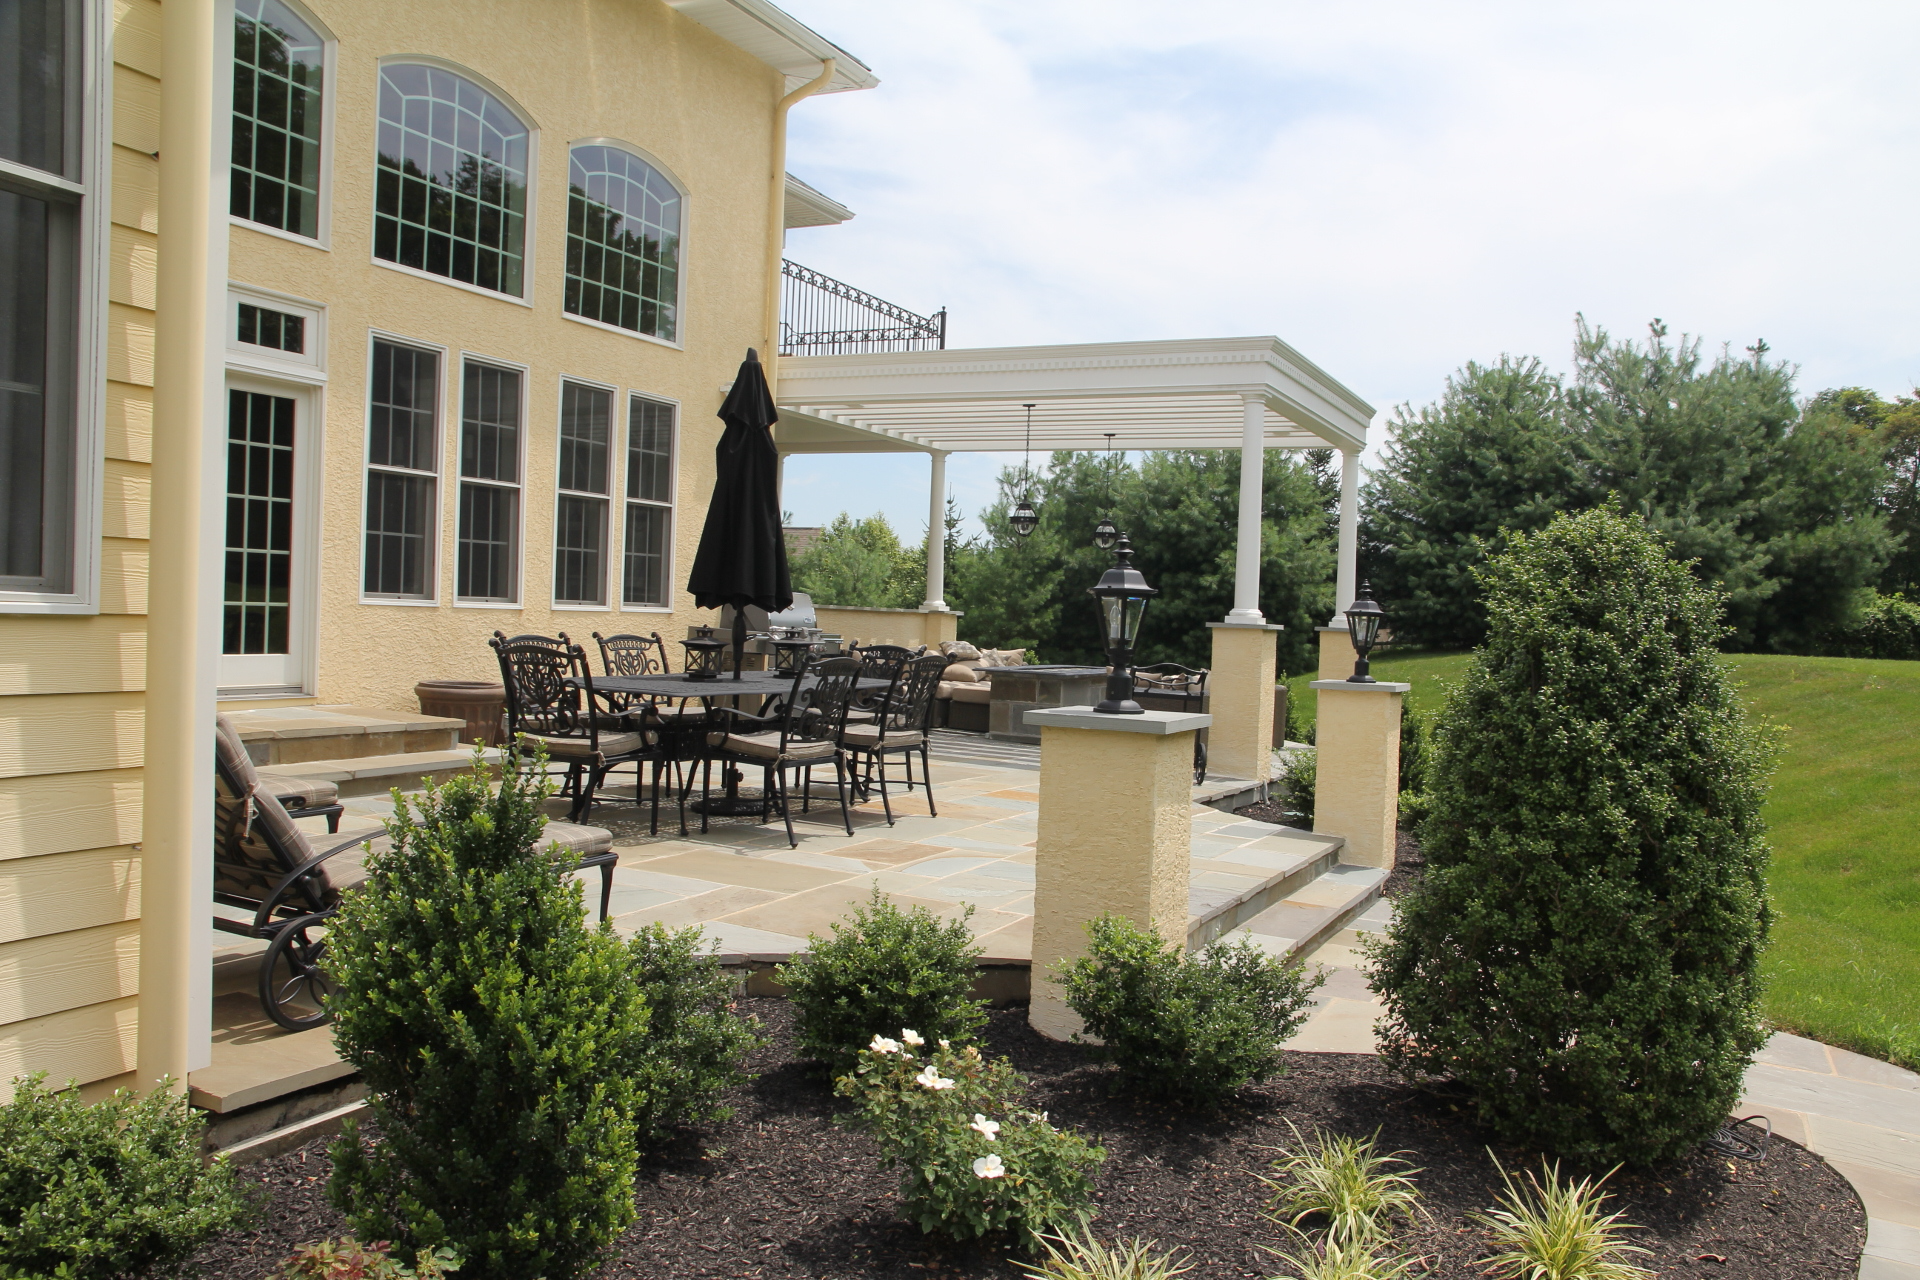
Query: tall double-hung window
[[231, 0, 324, 238], [565, 145, 681, 341], [363, 340, 440, 599], [553, 382, 611, 606], [375, 65, 529, 296], [2, 0, 93, 605], [623, 396, 675, 607], [456, 361, 521, 603]]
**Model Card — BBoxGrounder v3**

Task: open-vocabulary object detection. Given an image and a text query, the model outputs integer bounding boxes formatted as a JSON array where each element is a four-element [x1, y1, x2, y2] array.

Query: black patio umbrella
[[687, 348, 792, 681]]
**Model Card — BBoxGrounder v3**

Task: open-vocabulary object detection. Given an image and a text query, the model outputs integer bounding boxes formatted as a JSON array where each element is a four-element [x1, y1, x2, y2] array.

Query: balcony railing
[[780, 259, 946, 357]]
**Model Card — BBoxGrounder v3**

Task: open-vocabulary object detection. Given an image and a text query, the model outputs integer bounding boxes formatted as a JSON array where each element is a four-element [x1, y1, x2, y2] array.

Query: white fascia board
[[664, 0, 878, 93], [784, 173, 854, 227]]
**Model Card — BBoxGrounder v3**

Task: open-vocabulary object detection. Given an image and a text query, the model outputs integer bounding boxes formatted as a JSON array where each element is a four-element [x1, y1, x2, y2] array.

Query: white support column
[[924, 450, 948, 610], [1227, 394, 1265, 622], [1333, 447, 1360, 622]]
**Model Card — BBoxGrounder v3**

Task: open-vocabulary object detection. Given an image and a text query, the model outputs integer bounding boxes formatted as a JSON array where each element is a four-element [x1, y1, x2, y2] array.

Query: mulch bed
[[178, 1000, 1863, 1280]]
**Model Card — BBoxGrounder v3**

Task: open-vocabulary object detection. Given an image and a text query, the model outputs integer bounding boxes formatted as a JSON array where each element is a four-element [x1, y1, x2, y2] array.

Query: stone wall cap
[[1026, 707, 1212, 735], [1206, 620, 1285, 632], [1309, 679, 1411, 692]]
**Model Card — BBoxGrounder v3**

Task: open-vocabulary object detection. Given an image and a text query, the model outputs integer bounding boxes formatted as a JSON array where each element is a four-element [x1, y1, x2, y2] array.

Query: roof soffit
[[663, 0, 878, 93]]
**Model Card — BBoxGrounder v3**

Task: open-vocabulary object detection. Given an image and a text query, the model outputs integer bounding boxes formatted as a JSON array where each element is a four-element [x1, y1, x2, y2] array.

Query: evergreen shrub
[[1811, 590, 1920, 660], [1058, 914, 1323, 1107], [1276, 749, 1316, 826], [0, 1073, 250, 1279], [324, 752, 647, 1280], [622, 922, 762, 1142], [1369, 507, 1775, 1165], [835, 1033, 1103, 1245], [779, 887, 987, 1071]]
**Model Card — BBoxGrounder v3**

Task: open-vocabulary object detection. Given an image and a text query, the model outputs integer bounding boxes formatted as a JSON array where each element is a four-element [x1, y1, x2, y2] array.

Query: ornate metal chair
[[687, 657, 862, 847], [846, 643, 920, 724], [490, 631, 655, 824], [592, 631, 694, 835], [840, 653, 946, 825], [1132, 662, 1210, 783]]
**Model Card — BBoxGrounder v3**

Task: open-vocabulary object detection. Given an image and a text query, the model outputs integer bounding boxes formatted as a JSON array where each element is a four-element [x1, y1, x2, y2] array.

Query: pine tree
[[1369, 507, 1776, 1166]]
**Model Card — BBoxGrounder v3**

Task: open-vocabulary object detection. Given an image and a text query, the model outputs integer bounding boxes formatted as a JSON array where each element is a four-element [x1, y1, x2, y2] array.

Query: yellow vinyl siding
[[105, 303, 154, 387], [0, 618, 146, 695], [105, 381, 154, 463], [110, 148, 158, 233], [108, 224, 158, 310], [0, 775, 144, 860], [0, 694, 144, 780], [0, 997, 140, 1100], [97, 540, 149, 616], [110, 65, 159, 155], [109, 0, 161, 77], [0, 924, 142, 1024]]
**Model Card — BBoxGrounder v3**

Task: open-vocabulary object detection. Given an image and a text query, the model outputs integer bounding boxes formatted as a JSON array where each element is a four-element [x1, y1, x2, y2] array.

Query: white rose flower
[[869, 1035, 901, 1055], [914, 1065, 956, 1091], [900, 1029, 925, 1047], [972, 1154, 1007, 1179], [969, 1114, 1001, 1140]]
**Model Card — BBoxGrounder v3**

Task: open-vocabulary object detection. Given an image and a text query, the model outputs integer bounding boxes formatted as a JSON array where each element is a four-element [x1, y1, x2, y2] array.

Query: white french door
[[219, 378, 317, 694]]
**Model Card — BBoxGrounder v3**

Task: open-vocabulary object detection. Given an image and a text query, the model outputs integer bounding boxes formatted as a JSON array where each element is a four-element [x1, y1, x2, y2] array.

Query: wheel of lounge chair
[[260, 913, 335, 1031], [1193, 737, 1208, 786]]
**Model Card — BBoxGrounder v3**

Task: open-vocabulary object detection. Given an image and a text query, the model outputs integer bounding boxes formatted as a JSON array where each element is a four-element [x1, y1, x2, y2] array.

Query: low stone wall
[[813, 604, 961, 651]]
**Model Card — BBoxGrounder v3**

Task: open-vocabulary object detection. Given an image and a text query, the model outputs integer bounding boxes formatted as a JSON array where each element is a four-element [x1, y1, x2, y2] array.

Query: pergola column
[[1227, 393, 1265, 622], [1319, 447, 1363, 679], [924, 450, 948, 611]]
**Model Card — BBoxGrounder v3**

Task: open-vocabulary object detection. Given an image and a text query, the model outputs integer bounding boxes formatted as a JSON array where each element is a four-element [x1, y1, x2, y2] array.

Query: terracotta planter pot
[[415, 680, 507, 746]]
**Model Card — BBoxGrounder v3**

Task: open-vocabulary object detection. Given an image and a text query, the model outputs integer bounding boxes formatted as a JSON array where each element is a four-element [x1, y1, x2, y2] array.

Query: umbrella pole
[[731, 607, 747, 681]]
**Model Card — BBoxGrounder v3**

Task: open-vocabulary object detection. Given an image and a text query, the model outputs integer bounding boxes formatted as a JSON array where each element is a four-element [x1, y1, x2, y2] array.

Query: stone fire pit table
[[984, 665, 1110, 743]]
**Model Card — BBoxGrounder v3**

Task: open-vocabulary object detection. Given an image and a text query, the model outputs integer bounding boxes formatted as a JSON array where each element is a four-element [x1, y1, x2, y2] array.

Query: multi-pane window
[[223, 391, 295, 653], [457, 362, 521, 602], [623, 396, 675, 607], [231, 0, 323, 238], [363, 340, 439, 599], [375, 64, 528, 296], [565, 145, 682, 341], [237, 302, 304, 353], [1, 0, 85, 600], [554, 382, 611, 605]]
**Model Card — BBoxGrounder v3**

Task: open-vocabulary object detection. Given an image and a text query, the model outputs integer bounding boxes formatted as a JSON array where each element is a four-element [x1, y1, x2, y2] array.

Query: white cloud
[[775, 0, 1920, 536]]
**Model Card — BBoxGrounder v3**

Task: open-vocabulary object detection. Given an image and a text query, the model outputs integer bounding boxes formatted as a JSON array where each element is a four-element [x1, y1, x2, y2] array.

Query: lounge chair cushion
[[716, 731, 835, 762], [257, 774, 340, 810], [519, 731, 645, 759], [541, 820, 614, 857], [843, 724, 925, 750], [214, 714, 260, 789]]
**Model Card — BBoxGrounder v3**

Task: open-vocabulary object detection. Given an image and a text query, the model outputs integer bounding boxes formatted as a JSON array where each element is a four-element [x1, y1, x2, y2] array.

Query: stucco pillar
[[1026, 707, 1210, 1040], [1309, 680, 1407, 869], [1317, 626, 1358, 682], [1333, 447, 1360, 624], [1205, 621, 1282, 782], [918, 607, 960, 650], [924, 450, 948, 611], [1228, 394, 1266, 621]]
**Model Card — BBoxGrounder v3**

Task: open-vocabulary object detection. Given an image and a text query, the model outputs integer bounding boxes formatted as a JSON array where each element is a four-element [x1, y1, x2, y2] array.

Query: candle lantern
[[681, 637, 726, 681]]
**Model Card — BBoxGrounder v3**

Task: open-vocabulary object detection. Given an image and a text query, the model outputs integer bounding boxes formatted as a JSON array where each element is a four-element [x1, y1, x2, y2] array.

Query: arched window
[[232, 0, 324, 238], [565, 144, 682, 341], [375, 64, 529, 296]]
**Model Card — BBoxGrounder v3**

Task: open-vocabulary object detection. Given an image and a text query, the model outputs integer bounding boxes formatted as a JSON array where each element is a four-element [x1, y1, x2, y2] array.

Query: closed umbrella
[[687, 348, 792, 680]]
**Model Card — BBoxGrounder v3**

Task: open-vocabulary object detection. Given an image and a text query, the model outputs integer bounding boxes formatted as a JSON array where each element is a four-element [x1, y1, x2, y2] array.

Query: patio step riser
[[256, 748, 499, 800], [1283, 880, 1386, 964], [1186, 845, 1342, 949], [247, 727, 460, 766]]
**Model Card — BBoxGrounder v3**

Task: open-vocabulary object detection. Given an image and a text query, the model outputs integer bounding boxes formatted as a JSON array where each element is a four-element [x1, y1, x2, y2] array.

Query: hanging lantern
[[1344, 581, 1386, 683], [1092, 514, 1118, 551], [1010, 402, 1039, 539], [1010, 498, 1039, 539], [681, 637, 726, 681], [1087, 532, 1158, 714]]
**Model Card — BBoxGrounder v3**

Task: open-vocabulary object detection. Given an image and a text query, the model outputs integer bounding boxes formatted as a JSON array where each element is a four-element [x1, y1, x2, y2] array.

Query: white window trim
[[218, 370, 323, 696], [226, 282, 326, 382], [225, 0, 336, 249], [0, 0, 110, 614], [551, 375, 616, 610], [619, 390, 680, 612], [371, 55, 540, 308], [358, 329, 447, 605], [452, 350, 528, 607], [561, 136, 690, 350]]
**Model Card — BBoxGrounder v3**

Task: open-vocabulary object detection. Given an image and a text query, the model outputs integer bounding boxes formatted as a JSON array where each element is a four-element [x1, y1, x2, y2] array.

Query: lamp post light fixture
[[1344, 581, 1386, 683], [1088, 531, 1158, 714], [681, 637, 726, 681]]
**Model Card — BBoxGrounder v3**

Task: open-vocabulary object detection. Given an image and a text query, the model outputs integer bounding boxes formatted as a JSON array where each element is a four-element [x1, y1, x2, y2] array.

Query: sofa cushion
[[942, 662, 982, 683], [948, 683, 992, 705]]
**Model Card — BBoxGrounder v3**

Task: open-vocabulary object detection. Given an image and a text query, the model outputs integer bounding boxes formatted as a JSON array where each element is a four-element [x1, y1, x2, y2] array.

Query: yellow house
[[0, 0, 874, 1097]]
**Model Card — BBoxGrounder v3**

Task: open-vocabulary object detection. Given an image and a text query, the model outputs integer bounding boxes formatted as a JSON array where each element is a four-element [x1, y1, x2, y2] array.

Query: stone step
[[1186, 826, 1347, 948], [257, 747, 498, 798], [225, 703, 466, 766], [1217, 861, 1390, 963]]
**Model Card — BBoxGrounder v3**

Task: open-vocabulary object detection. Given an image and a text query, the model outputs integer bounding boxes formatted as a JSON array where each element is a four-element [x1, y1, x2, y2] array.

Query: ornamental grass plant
[[1369, 507, 1776, 1165], [834, 1031, 1105, 1246], [323, 751, 648, 1280], [779, 886, 988, 1072], [1021, 1226, 1194, 1280], [1475, 1159, 1653, 1280], [1262, 1125, 1423, 1249], [1059, 914, 1323, 1107], [0, 1073, 250, 1280]]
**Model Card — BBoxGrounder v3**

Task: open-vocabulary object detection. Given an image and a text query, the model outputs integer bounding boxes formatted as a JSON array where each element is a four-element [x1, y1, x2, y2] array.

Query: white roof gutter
[[663, 0, 878, 93]]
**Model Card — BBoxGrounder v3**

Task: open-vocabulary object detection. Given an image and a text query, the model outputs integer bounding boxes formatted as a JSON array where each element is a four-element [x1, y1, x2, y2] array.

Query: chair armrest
[[253, 833, 369, 931], [706, 705, 779, 732]]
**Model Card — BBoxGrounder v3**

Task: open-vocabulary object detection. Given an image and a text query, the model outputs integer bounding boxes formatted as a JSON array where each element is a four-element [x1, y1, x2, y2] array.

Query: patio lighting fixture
[[769, 637, 815, 678], [1010, 402, 1039, 538], [1345, 581, 1385, 683], [682, 637, 726, 681], [1093, 432, 1118, 550], [1088, 531, 1158, 714]]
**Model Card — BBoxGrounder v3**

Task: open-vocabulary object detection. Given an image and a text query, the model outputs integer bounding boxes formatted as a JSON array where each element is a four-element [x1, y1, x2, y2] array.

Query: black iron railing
[[780, 259, 946, 356]]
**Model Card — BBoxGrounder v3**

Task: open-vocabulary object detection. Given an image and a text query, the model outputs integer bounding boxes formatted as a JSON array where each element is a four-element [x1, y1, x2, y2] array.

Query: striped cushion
[[843, 725, 924, 750], [719, 731, 834, 762], [519, 731, 645, 760]]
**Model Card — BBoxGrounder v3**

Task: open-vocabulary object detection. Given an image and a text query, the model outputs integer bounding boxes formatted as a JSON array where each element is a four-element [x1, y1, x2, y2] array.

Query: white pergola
[[773, 335, 1377, 627]]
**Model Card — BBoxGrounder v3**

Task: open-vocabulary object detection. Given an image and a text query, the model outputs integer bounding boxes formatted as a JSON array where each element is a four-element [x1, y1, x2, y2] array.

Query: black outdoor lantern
[[1344, 581, 1386, 683], [769, 638, 815, 678], [1093, 433, 1118, 550], [1010, 498, 1039, 539], [1088, 532, 1158, 714], [682, 637, 726, 681], [1011, 402, 1039, 538]]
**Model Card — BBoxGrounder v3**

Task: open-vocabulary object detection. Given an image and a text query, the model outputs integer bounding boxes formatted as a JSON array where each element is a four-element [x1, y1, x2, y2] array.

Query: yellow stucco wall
[[812, 606, 960, 651], [1207, 622, 1279, 782], [0, 0, 159, 1098], [225, 0, 787, 711]]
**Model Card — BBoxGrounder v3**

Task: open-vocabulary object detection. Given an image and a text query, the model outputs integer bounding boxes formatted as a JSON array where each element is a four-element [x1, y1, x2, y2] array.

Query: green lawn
[[1287, 648, 1920, 1067]]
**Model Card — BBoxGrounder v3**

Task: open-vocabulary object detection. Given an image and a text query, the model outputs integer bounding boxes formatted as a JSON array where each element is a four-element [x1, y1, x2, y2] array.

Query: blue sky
[[773, 0, 1920, 540]]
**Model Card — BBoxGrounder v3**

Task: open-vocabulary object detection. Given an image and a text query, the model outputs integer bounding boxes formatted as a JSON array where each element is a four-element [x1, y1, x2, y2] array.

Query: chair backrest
[[595, 631, 670, 677], [783, 657, 861, 749], [852, 643, 915, 683], [1133, 662, 1208, 696], [887, 654, 949, 733], [213, 719, 336, 912], [490, 631, 592, 742]]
